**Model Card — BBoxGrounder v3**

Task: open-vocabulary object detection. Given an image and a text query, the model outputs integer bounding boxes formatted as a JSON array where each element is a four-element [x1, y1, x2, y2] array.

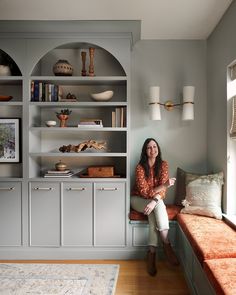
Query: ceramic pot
[[53, 60, 73, 76], [0, 65, 11, 76], [57, 114, 69, 127]]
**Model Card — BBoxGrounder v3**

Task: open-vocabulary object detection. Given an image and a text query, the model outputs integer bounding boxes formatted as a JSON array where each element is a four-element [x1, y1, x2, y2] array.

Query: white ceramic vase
[[0, 65, 11, 76]]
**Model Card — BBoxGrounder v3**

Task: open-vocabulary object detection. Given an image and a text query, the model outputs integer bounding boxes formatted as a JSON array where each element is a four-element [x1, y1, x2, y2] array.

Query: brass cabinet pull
[[98, 187, 118, 191], [33, 187, 54, 191], [0, 187, 15, 191], [67, 187, 85, 191]]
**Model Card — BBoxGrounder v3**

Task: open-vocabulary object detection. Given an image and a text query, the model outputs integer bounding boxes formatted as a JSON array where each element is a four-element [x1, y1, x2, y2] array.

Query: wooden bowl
[[0, 95, 13, 101]]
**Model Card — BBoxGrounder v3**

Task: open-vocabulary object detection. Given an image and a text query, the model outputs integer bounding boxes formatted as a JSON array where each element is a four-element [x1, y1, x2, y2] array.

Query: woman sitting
[[131, 138, 179, 276]]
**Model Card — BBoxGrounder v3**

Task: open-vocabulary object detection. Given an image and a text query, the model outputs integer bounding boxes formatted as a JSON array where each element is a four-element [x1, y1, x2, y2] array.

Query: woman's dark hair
[[139, 138, 163, 178]]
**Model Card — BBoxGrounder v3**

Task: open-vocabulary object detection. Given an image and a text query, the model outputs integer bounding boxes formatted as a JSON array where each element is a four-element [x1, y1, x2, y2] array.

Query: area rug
[[0, 263, 119, 295]]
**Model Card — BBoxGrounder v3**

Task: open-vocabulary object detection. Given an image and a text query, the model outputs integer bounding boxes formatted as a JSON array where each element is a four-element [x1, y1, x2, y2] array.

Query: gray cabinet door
[[62, 182, 93, 246], [29, 182, 60, 246], [0, 182, 22, 246], [94, 182, 126, 247]]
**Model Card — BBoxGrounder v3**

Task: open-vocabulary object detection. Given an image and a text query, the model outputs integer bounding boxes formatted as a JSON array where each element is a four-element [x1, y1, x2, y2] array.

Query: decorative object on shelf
[[45, 120, 57, 127], [0, 49, 21, 76], [53, 59, 73, 76], [79, 166, 121, 178], [0, 118, 20, 163], [0, 65, 11, 76], [90, 90, 114, 101], [88, 166, 114, 177], [89, 47, 95, 76], [56, 109, 72, 127], [64, 93, 77, 102], [78, 119, 103, 128], [0, 95, 13, 101], [148, 86, 195, 120], [55, 160, 67, 171], [81, 51, 87, 76], [59, 140, 106, 153]]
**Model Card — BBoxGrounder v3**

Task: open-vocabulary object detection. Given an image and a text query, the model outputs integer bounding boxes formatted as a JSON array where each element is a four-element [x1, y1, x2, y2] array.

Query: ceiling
[[0, 0, 233, 39]]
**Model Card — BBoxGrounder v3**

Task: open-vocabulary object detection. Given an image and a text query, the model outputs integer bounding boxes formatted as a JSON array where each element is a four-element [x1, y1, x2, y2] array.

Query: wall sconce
[[148, 86, 195, 120]]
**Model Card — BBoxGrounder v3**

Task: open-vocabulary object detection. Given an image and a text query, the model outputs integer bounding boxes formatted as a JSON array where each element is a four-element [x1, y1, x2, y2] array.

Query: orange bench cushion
[[204, 258, 236, 295], [177, 213, 236, 264], [129, 204, 182, 221]]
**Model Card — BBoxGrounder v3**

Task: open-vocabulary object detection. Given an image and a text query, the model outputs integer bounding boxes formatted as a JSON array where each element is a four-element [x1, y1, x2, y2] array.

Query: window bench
[[129, 206, 236, 295]]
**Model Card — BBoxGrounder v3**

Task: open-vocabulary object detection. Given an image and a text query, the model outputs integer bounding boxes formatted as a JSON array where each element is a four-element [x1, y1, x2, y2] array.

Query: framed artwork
[[0, 118, 20, 163]]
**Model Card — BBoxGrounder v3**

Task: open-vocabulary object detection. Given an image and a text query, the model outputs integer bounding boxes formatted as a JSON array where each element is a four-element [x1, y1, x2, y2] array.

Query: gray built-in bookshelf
[[0, 22, 132, 259]]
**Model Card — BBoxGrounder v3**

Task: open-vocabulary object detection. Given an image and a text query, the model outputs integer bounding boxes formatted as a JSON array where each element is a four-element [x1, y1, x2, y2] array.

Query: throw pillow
[[174, 167, 202, 206], [180, 172, 224, 219]]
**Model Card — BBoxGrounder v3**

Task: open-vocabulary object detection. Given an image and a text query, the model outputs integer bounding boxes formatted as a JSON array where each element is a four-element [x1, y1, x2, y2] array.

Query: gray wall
[[207, 1, 236, 212], [130, 40, 207, 203]]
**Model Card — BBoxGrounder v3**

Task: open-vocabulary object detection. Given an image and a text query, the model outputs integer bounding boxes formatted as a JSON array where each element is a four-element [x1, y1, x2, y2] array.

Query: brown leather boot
[[146, 250, 157, 276], [163, 242, 179, 266]]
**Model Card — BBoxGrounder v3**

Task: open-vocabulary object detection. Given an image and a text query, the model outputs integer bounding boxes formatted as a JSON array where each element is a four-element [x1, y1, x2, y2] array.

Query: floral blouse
[[132, 160, 169, 199]]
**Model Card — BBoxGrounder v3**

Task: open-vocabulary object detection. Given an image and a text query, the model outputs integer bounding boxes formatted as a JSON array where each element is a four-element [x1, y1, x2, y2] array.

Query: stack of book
[[78, 119, 103, 128], [44, 169, 74, 178]]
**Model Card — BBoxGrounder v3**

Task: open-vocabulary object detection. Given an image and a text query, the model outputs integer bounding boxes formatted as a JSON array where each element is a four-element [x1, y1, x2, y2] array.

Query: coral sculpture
[[59, 140, 106, 153]]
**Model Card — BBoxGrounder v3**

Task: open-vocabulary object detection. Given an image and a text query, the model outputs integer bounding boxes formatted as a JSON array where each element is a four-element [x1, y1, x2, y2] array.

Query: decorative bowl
[[90, 90, 114, 101], [55, 160, 67, 171], [45, 120, 57, 127], [0, 95, 13, 101]]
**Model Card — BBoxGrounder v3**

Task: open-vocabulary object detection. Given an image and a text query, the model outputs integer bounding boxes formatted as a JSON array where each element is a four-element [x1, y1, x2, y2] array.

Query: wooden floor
[[0, 259, 190, 295]]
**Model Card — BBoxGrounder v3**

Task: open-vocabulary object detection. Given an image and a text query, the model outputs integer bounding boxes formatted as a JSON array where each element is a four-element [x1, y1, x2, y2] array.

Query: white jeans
[[130, 196, 169, 247]]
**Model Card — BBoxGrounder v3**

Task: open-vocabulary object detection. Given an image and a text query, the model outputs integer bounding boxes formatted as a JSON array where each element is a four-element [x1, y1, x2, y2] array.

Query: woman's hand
[[164, 177, 176, 188], [143, 200, 157, 215]]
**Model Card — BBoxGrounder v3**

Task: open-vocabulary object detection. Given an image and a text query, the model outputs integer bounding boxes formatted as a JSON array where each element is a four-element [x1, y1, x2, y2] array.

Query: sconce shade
[[230, 96, 236, 138], [182, 86, 195, 120], [149, 86, 161, 120], [149, 86, 160, 103], [149, 104, 161, 120]]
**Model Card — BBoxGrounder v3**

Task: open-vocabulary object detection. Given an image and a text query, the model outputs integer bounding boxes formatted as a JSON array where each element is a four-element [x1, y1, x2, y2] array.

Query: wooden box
[[88, 166, 114, 177]]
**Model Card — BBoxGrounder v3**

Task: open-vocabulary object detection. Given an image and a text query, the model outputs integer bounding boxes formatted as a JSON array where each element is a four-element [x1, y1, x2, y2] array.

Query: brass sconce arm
[[149, 101, 194, 111]]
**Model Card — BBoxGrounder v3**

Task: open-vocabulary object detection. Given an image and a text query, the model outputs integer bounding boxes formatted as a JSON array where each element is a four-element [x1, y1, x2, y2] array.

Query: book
[[44, 171, 74, 178], [31, 81, 34, 101], [115, 107, 121, 127], [112, 111, 116, 127], [34, 81, 39, 101], [46, 169, 71, 174], [78, 119, 103, 127]]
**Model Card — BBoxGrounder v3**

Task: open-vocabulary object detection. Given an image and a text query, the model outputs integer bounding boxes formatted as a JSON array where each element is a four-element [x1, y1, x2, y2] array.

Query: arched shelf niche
[[30, 42, 126, 77], [0, 49, 22, 76]]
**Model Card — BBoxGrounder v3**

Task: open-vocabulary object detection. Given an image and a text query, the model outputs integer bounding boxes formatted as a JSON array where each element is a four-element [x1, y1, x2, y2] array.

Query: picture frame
[[0, 118, 20, 163]]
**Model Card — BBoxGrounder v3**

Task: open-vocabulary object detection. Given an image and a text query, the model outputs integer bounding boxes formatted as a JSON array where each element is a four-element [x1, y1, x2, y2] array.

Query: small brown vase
[[57, 114, 69, 127]]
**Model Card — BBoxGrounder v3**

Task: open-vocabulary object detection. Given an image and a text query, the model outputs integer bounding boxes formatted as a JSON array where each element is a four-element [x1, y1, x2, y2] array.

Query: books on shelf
[[31, 81, 63, 102], [112, 107, 126, 127], [78, 119, 103, 128], [43, 169, 74, 178]]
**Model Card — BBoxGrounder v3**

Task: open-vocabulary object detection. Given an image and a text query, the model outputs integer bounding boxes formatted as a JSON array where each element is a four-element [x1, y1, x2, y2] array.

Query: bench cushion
[[204, 258, 236, 295], [129, 204, 182, 221], [177, 213, 236, 264]]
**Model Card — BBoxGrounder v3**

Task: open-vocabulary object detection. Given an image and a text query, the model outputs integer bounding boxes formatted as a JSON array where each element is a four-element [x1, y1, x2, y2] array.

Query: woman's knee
[[130, 196, 146, 212]]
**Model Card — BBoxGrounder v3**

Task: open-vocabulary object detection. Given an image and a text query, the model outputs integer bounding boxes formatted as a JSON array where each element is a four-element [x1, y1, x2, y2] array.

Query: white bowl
[[45, 120, 57, 127], [90, 90, 114, 101]]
